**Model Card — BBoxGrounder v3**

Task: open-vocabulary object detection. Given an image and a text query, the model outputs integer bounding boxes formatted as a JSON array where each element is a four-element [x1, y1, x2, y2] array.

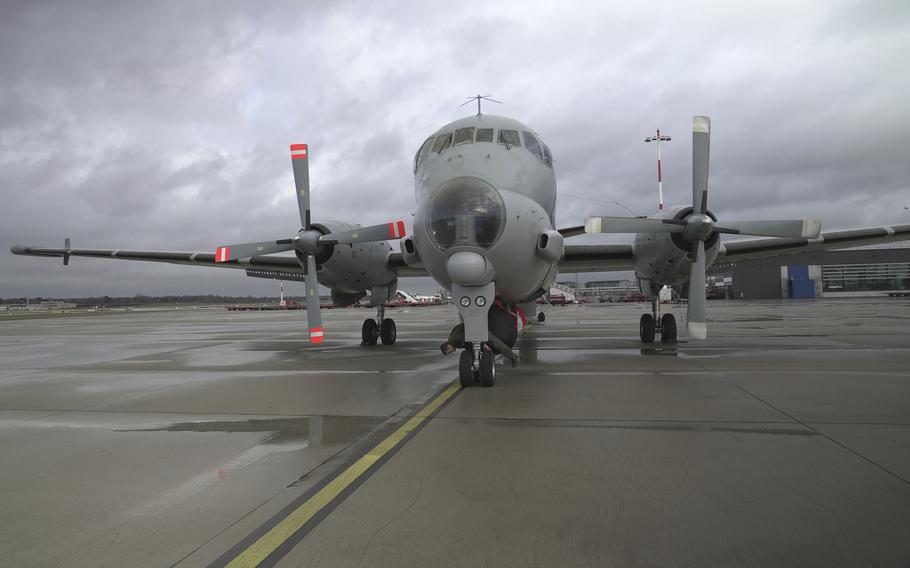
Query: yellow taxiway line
[[225, 380, 460, 568]]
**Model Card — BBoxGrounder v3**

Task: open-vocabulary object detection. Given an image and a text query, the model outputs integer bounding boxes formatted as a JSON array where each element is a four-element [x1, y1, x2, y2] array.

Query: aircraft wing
[[12, 244, 435, 279], [717, 223, 910, 264], [10, 244, 307, 273], [559, 243, 635, 273]]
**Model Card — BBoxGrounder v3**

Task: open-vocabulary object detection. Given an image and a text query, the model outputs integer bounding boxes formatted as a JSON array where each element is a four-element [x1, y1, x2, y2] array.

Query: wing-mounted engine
[[586, 116, 821, 339], [308, 220, 399, 299]]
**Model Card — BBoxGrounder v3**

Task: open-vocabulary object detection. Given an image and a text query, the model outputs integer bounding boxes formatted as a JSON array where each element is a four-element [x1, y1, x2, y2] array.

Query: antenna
[[461, 94, 502, 117]]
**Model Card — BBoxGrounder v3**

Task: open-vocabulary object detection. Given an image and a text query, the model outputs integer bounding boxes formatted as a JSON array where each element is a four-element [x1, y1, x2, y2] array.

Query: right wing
[[717, 223, 910, 264], [10, 244, 308, 278], [11, 244, 434, 280]]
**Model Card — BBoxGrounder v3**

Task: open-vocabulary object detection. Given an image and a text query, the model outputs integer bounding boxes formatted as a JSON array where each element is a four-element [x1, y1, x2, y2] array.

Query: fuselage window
[[542, 142, 553, 167], [454, 127, 475, 146], [522, 131, 544, 161], [414, 137, 434, 172], [431, 133, 452, 154], [475, 128, 494, 143], [498, 129, 520, 147]]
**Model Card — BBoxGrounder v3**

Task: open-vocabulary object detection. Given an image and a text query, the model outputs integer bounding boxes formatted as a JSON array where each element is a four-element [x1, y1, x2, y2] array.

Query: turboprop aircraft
[[12, 108, 910, 388]]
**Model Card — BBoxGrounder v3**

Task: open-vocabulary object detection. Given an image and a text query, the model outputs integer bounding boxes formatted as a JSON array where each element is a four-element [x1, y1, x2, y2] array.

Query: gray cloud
[[2, 0, 909, 297]]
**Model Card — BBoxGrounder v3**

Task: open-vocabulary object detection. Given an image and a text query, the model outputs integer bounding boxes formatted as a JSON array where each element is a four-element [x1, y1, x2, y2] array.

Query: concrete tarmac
[[1, 299, 909, 567]]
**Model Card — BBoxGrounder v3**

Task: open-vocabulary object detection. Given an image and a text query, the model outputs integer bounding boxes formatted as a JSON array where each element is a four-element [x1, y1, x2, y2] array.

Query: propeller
[[215, 143, 407, 343], [585, 116, 822, 340]]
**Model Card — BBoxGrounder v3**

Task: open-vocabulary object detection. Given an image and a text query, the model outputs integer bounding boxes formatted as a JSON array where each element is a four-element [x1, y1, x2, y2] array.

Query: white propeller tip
[[801, 219, 822, 239], [584, 217, 604, 233], [687, 321, 707, 340], [692, 116, 711, 133]]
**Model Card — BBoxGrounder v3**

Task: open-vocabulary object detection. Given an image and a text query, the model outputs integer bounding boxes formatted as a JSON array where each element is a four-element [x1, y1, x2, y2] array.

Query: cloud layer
[[2, 0, 908, 297]]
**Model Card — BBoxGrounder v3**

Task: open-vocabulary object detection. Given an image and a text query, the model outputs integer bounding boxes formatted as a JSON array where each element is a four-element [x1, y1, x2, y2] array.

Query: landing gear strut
[[458, 343, 496, 388], [640, 298, 676, 344], [362, 305, 396, 346]]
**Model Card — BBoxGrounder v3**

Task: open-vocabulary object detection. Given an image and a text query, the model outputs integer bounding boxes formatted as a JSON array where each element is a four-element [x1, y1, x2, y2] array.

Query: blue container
[[789, 278, 816, 299]]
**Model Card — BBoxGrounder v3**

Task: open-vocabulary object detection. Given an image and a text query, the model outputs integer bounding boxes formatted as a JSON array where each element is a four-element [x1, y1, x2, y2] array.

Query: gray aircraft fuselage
[[409, 114, 563, 304]]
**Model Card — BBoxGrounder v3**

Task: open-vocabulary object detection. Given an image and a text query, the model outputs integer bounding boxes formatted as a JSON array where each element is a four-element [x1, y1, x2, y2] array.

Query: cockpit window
[[475, 128, 494, 143], [542, 142, 552, 167], [431, 133, 452, 154], [454, 127, 475, 146], [498, 129, 520, 147], [414, 137, 433, 172], [522, 131, 544, 161]]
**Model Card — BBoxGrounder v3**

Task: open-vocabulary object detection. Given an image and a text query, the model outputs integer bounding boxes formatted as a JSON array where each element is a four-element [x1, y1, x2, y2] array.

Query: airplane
[[12, 108, 910, 388]]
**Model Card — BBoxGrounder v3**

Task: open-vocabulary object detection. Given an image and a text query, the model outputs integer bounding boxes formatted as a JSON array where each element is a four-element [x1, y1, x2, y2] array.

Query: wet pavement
[[1, 300, 909, 567]]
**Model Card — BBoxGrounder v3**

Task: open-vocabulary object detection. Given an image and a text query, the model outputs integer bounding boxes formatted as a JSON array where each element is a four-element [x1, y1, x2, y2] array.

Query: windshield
[[426, 177, 506, 250]]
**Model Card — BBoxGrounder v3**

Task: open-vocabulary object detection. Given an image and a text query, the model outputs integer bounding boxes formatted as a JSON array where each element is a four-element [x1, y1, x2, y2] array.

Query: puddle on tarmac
[[127, 415, 384, 446]]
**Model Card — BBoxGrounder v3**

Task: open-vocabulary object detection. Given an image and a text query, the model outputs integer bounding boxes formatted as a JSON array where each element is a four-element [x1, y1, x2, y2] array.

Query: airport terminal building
[[707, 243, 910, 299]]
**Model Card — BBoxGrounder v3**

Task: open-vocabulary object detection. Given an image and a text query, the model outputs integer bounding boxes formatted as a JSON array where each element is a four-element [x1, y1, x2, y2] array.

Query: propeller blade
[[302, 254, 324, 343], [214, 240, 294, 263], [687, 240, 708, 340], [692, 115, 711, 214], [585, 216, 686, 234], [318, 221, 408, 245], [290, 143, 311, 230], [715, 219, 821, 239]]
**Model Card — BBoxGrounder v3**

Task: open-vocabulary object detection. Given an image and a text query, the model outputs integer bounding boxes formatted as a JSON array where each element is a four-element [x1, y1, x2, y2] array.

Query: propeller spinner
[[214, 144, 407, 344]]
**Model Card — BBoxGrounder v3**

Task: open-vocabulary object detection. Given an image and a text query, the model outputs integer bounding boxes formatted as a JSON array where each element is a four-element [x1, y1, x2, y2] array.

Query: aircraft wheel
[[459, 350, 475, 388], [361, 319, 378, 346], [478, 350, 496, 387], [380, 318, 397, 345], [660, 314, 677, 343], [537, 312, 546, 323], [639, 313, 656, 343]]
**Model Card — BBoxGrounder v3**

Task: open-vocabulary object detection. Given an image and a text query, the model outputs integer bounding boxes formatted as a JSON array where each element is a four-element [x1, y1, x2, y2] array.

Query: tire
[[459, 350, 475, 388], [361, 319, 378, 346], [538, 312, 546, 323], [479, 350, 496, 387], [380, 318, 397, 345], [661, 314, 677, 343], [639, 313, 656, 343]]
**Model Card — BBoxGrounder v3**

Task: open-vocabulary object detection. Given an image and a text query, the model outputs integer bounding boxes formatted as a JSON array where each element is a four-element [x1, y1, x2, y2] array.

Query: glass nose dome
[[426, 177, 506, 250]]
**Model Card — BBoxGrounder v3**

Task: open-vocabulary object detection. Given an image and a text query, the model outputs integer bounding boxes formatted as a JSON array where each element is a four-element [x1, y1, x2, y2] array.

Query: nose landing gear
[[362, 305, 396, 346], [459, 344, 496, 387], [640, 297, 677, 344]]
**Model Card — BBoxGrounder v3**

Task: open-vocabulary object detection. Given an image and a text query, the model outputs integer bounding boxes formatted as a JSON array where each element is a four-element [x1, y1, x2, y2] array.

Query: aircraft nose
[[425, 176, 506, 251]]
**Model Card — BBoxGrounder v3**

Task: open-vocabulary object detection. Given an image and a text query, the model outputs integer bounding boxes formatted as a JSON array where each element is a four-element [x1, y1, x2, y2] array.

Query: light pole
[[645, 130, 671, 210]]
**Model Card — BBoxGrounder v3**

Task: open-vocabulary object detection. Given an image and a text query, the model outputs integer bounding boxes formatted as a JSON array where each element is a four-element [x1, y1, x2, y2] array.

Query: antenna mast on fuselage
[[461, 94, 502, 117]]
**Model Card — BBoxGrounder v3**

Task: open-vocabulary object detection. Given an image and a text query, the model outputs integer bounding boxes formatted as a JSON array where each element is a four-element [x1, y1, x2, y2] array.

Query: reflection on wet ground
[[132, 415, 385, 446]]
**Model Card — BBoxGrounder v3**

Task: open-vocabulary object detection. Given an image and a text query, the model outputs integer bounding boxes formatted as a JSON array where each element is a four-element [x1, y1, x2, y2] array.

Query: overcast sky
[[2, 0, 908, 298]]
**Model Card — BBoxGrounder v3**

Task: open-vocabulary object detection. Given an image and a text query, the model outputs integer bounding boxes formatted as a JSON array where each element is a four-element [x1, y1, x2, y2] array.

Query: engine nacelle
[[309, 220, 398, 298], [632, 205, 720, 295]]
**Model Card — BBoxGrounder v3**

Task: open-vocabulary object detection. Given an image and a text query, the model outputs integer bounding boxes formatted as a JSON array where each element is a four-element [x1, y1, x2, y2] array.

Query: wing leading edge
[[717, 223, 910, 264]]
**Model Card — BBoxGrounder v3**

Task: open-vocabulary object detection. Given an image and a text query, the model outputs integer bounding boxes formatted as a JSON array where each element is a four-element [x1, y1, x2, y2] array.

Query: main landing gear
[[362, 305, 396, 346], [640, 298, 677, 344], [459, 343, 496, 388]]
